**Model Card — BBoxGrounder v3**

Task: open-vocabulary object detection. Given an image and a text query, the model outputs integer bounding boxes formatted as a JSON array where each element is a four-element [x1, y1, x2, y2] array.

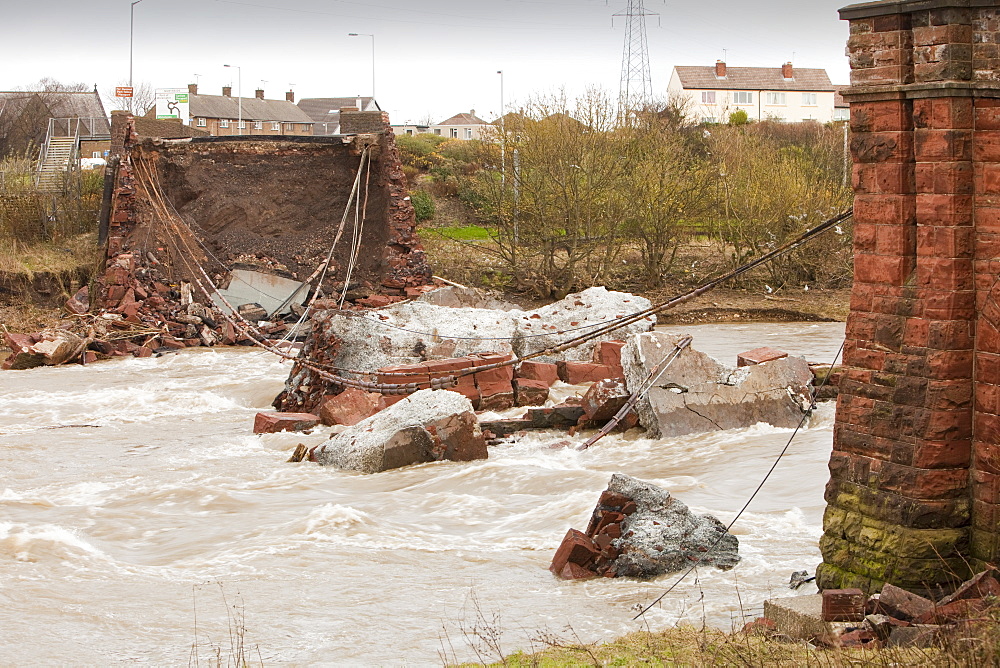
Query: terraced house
[[668, 61, 838, 124], [175, 84, 313, 137]]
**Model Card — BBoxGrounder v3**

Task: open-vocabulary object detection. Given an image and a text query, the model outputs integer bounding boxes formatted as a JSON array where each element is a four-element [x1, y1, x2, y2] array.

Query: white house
[[668, 61, 838, 124], [392, 110, 490, 140]]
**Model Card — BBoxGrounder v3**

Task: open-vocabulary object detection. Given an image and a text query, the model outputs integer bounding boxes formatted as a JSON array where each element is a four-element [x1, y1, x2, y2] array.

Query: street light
[[224, 64, 242, 135], [497, 70, 505, 182], [129, 0, 144, 113], [348, 33, 375, 100]]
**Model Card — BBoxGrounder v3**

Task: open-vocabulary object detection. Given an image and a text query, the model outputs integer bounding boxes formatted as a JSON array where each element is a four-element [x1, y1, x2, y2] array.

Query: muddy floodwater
[[0, 322, 844, 665]]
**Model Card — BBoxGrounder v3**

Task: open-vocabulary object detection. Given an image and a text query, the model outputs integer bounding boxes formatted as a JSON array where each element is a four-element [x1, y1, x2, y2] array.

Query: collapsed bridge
[[88, 110, 430, 348]]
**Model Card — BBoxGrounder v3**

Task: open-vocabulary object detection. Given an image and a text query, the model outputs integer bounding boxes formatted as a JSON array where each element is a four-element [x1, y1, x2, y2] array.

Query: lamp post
[[497, 69, 505, 183], [129, 0, 144, 113], [348, 33, 375, 99], [224, 64, 241, 135]]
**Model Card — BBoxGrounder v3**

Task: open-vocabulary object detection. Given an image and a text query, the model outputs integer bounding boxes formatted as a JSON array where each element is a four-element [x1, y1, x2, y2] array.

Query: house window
[[406, 129, 413, 135], [802, 92, 817, 105], [702, 116, 716, 124], [238, 120, 246, 129], [434, 128, 441, 135], [465, 128, 473, 139], [284, 123, 294, 132], [196, 118, 206, 127], [766, 92, 786, 105], [450, 128, 458, 138], [701, 91, 716, 104], [732, 91, 753, 105], [253, 121, 263, 130], [92, 151, 101, 158], [271, 122, 281, 131], [219, 119, 229, 128]]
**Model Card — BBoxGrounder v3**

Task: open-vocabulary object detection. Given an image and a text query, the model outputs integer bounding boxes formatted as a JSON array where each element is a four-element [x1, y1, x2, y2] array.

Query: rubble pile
[[550, 474, 740, 580], [623, 332, 815, 438], [309, 389, 487, 473], [758, 568, 1000, 649], [273, 287, 653, 413]]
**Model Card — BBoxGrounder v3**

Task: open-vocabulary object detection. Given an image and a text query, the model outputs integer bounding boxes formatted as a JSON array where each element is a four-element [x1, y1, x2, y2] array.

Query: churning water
[[0, 322, 844, 665]]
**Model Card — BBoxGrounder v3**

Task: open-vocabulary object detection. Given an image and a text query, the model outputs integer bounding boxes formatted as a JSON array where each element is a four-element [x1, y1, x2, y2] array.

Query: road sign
[[115, 86, 134, 98], [155, 88, 190, 123]]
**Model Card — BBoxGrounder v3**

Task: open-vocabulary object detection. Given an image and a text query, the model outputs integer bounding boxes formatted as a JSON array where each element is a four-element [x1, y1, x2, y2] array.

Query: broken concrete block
[[312, 389, 487, 473], [513, 378, 549, 407], [514, 287, 654, 363], [236, 302, 268, 323], [737, 346, 789, 367], [822, 588, 865, 622], [30, 329, 87, 366], [415, 285, 519, 311], [764, 595, 844, 645], [515, 360, 560, 385], [887, 624, 941, 648], [623, 332, 814, 439], [551, 474, 738, 580], [318, 388, 384, 426], [253, 411, 320, 434]]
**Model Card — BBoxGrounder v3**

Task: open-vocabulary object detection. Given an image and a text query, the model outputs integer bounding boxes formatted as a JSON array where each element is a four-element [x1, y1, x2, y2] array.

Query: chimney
[[286, 90, 295, 103], [188, 83, 198, 95], [255, 89, 265, 100], [715, 60, 727, 78], [356, 97, 363, 109], [222, 86, 232, 97], [782, 62, 794, 79], [470, 109, 476, 117]]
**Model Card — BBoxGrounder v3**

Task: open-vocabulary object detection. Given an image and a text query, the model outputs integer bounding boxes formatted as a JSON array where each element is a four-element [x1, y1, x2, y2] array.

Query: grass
[[0, 232, 99, 276], [428, 224, 495, 242], [451, 624, 949, 667]]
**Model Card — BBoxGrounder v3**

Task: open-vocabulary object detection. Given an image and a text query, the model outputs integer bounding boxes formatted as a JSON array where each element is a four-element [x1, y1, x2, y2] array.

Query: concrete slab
[[212, 269, 307, 317], [764, 595, 853, 644]]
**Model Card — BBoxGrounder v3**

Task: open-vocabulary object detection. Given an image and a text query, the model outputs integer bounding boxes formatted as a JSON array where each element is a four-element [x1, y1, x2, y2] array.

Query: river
[[0, 321, 844, 665]]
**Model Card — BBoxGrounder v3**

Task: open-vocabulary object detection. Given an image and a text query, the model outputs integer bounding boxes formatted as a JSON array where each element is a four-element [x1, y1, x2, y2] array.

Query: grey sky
[[4, 0, 852, 124]]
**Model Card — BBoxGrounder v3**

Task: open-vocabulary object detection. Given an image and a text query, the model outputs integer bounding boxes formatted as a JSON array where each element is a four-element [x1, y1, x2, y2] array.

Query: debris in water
[[550, 473, 739, 580]]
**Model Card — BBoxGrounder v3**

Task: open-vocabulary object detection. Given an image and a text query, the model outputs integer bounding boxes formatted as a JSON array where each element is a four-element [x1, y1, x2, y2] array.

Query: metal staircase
[[34, 118, 81, 193]]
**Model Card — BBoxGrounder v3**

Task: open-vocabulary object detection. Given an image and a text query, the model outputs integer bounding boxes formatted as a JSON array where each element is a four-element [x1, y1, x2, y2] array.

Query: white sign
[[155, 88, 190, 124]]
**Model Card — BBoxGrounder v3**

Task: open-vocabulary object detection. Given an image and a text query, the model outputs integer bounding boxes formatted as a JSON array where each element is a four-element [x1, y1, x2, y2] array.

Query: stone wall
[[820, 0, 1000, 598]]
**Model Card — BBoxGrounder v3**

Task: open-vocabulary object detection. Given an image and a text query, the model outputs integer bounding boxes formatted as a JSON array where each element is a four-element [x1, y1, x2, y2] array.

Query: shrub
[[410, 189, 435, 222]]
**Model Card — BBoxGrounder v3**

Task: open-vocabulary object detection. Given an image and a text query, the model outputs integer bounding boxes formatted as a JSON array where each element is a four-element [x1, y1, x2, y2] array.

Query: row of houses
[[1, 60, 847, 162]]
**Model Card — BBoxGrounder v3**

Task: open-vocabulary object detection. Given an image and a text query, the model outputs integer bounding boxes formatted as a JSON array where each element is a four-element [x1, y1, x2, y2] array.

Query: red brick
[[854, 254, 912, 285], [513, 378, 549, 407], [318, 387, 383, 426], [912, 440, 972, 469], [253, 411, 320, 434], [592, 340, 626, 369], [516, 360, 560, 385], [549, 528, 599, 576], [557, 361, 617, 384], [736, 347, 789, 367], [822, 589, 865, 622]]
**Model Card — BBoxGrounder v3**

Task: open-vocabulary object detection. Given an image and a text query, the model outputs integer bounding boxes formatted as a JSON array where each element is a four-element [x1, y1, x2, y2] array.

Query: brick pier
[[820, 0, 1000, 597]]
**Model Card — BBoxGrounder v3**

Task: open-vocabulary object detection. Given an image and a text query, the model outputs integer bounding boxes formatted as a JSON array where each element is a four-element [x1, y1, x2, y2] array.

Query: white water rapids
[[0, 322, 844, 665]]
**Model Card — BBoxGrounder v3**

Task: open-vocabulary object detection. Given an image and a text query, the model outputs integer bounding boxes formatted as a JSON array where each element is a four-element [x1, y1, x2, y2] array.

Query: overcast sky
[[4, 0, 852, 124]]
